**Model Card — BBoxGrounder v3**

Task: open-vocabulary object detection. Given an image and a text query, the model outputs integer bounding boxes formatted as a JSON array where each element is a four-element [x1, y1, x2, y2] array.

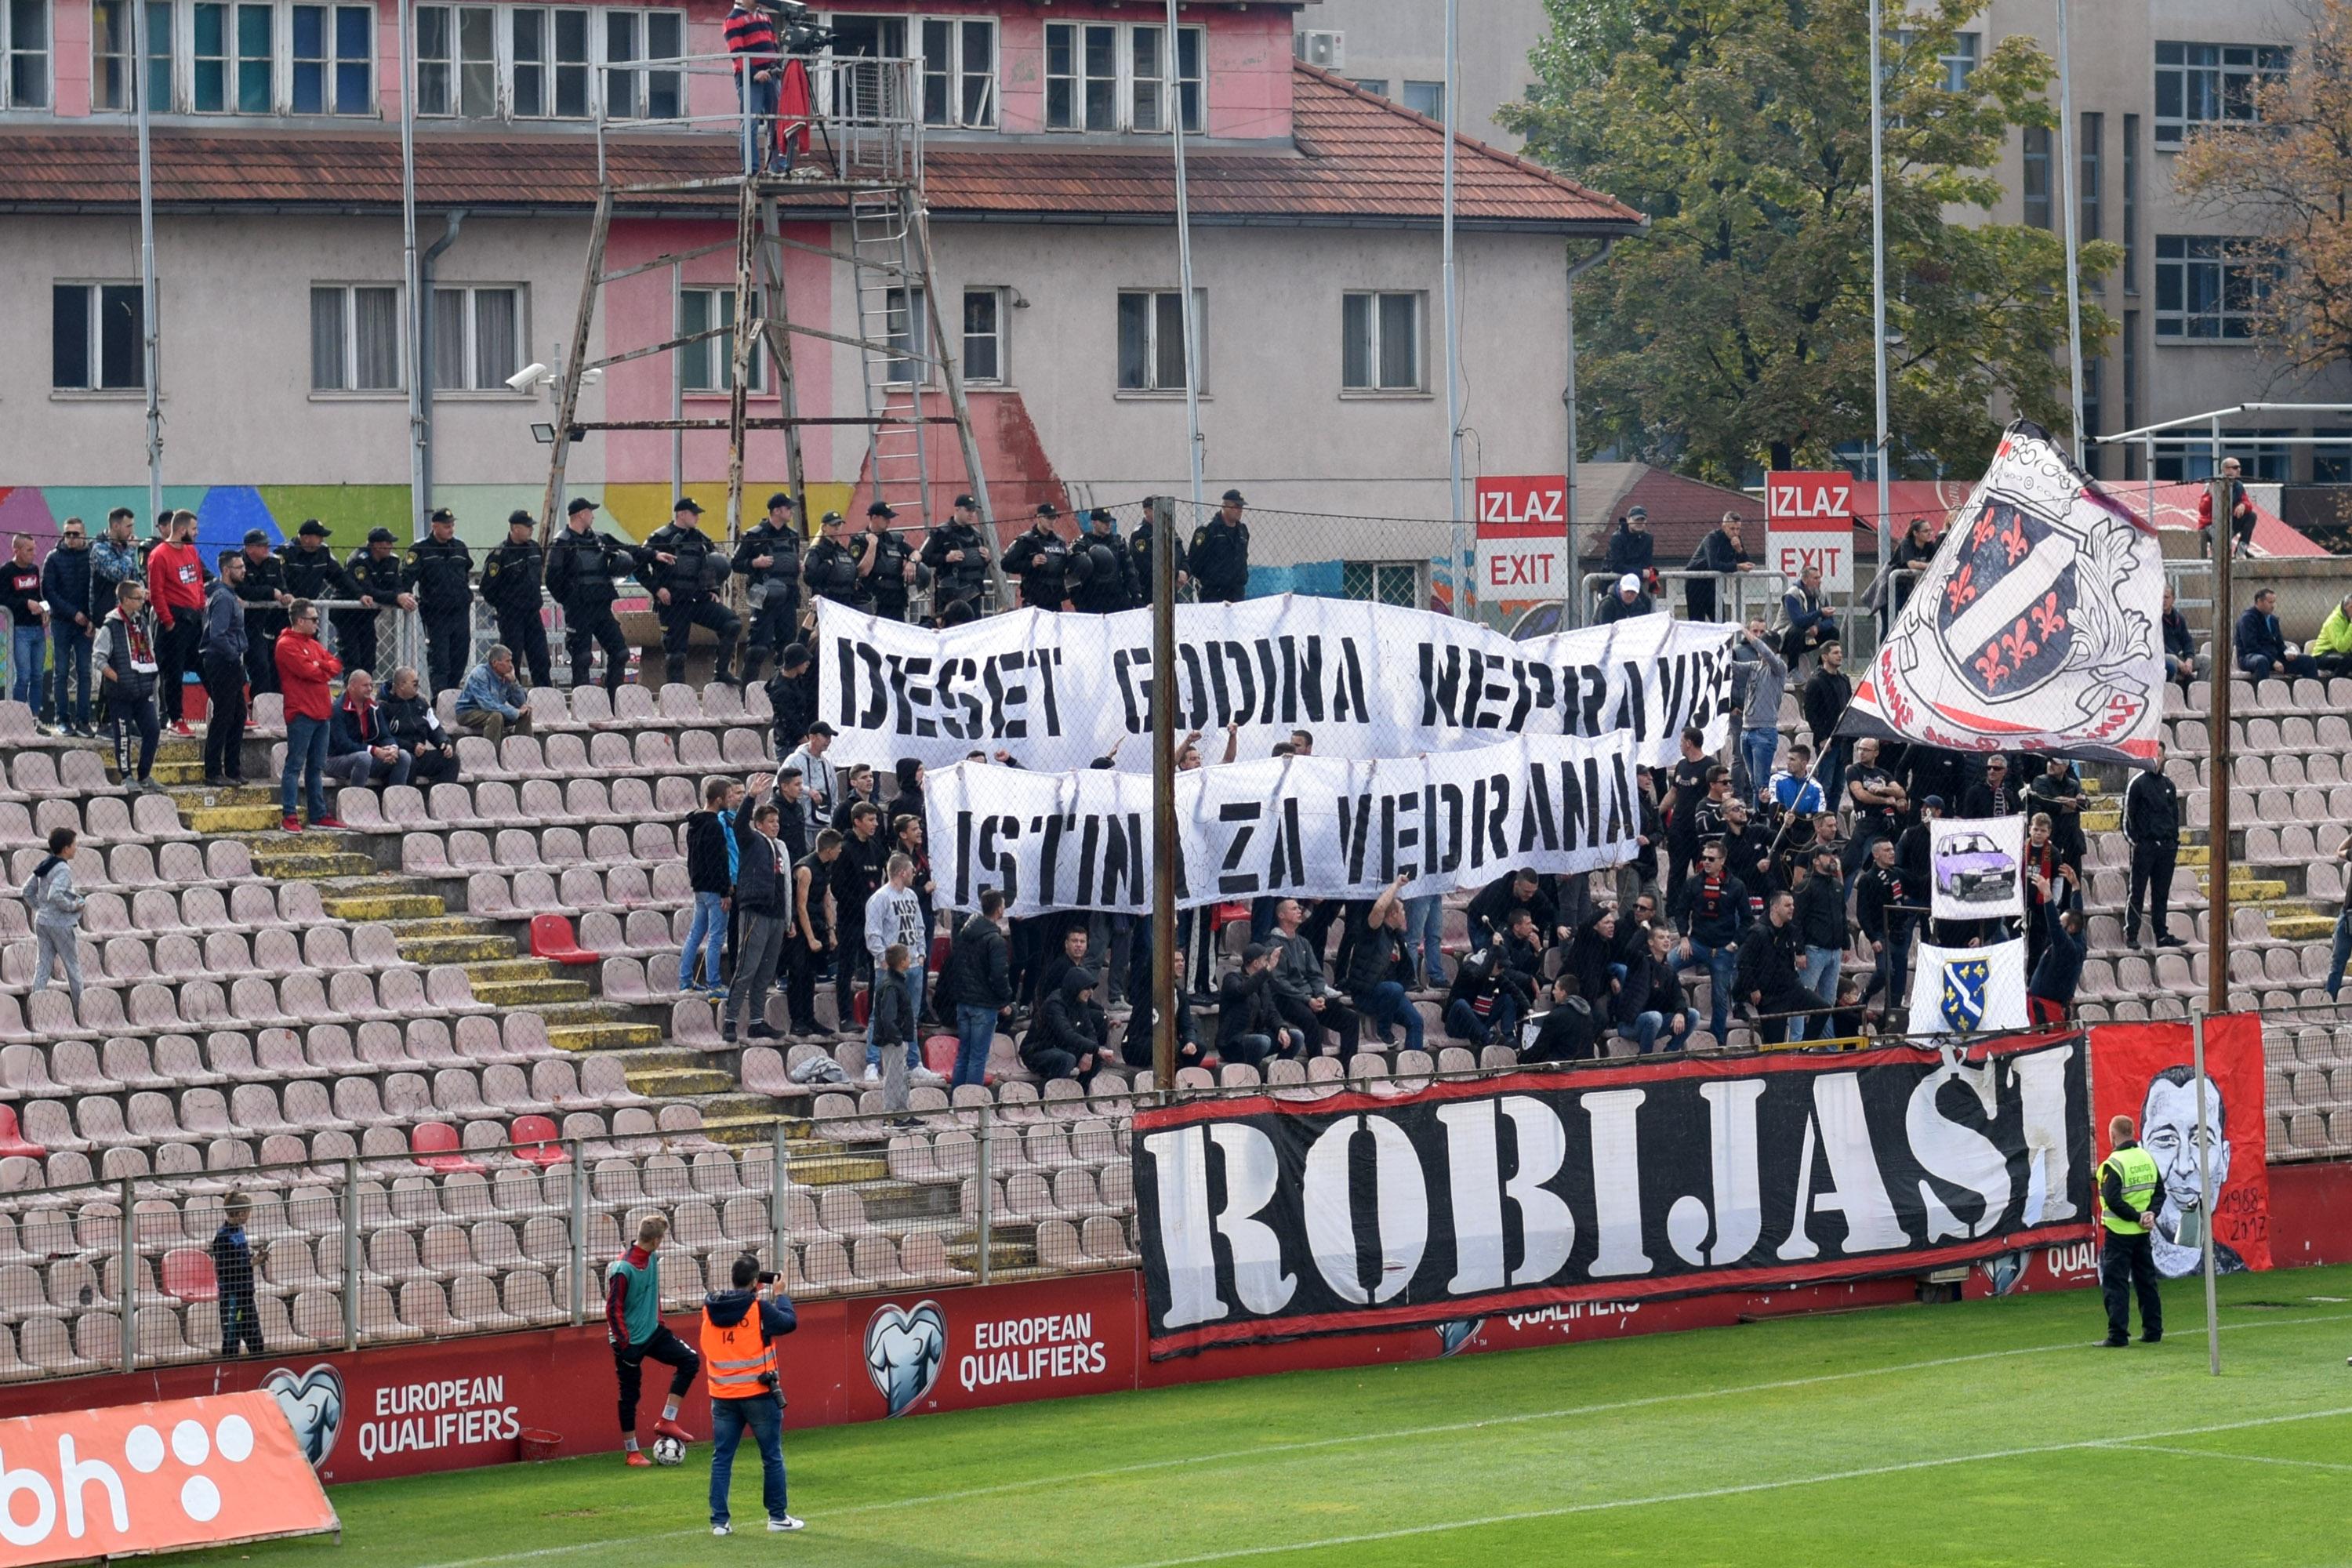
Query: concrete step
[[626, 1065, 739, 1098], [466, 977, 592, 1007], [320, 890, 447, 920], [2082, 811, 2121, 833], [185, 800, 296, 834], [944, 1239, 1037, 1272], [397, 935, 521, 965], [382, 915, 509, 941], [783, 1152, 887, 1185], [161, 779, 278, 807], [2197, 874, 2288, 900], [545, 1020, 666, 1053], [2270, 914, 2335, 942], [263, 853, 383, 883], [459, 957, 563, 987]]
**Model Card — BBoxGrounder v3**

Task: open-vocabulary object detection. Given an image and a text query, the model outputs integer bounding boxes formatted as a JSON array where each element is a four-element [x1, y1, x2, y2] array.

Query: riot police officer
[[335, 526, 412, 679], [1000, 503, 1073, 611], [1128, 510, 1186, 605], [734, 492, 804, 685], [920, 493, 990, 618], [481, 510, 551, 689], [1189, 488, 1250, 604], [852, 503, 921, 622], [802, 511, 862, 611], [544, 497, 644, 694], [233, 528, 292, 694], [641, 498, 739, 687], [1067, 509, 1136, 615], [404, 506, 477, 695]]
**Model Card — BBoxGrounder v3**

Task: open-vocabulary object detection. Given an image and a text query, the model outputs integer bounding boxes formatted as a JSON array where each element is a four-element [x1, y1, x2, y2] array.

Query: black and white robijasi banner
[[1133, 1033, 2094, 1354], [928, 732, 1640, 917], [819, 597, 1740, 774]]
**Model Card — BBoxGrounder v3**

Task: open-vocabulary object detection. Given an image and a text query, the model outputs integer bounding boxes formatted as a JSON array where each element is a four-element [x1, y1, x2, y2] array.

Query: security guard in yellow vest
[[2098, 1114, 2165, 1347], [701, 1252, 802, 1535]]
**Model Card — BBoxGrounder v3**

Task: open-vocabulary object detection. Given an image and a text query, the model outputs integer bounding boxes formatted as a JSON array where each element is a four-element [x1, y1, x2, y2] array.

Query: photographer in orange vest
[[702, 1251, 801, 1536]]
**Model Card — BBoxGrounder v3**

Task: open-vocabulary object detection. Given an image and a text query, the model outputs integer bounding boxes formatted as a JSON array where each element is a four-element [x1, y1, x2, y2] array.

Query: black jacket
[[1959, 779, 2021, 819], [1342, 921, 1408, 999], [234, 550, 289, 636], [1127, 521, 1184, 606], [1445, 946, 1532, 1018], [640, 523, 726, 604], [380, 691, 448, 755], [337, 546, 400, 612], [1800, 667, 1851, 747], [731, 813, 787, 917], [734, 521, 804, 612], [40, 545, 93, 626], [1794, 875, 1846, 949], [938, 913, 1012, 1011], [2162, 609, 2196, 664], [403, 535, 475, 612], [1733, 918, 1803, 1000], [802, 538, 861, 606], [685, 809, 735, 895], [545, 526, 644, 614], [1596, 591, 1655, 624], [1024, 969, 1108, 1067], [768, 667, 817, 750], [2028, 898, 2084, 1005], [1617, 951, 1684, 1022], [829, 829, 887, 919], [1218, 967, 1284, 1050], [869, 964, 913, 1048], [2125, 771, 2180, 846], [1000, 526, 1073, 609], [1680, 871, 1751, 949], [1603, 524, 1654, 577], [1188, 517, 1250, 602], [1068, 535, 1135, 614], [282, 542, 359, 604], [480, 539, 546, 615], [853, 529, 922, 616], [920, 522, 989, 608], [1466, 879, 1555, 945], [1856, 862, 1917, 942]]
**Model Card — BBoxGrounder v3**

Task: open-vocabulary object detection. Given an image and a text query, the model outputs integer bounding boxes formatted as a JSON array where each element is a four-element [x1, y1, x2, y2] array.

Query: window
[[309, 283, 401, 391], [829, 13, 906, 122], [415, 3, 492, 116], [430, 285, 521, 392], [2079, 111, 2101, 241], [2315, 429, 2351, 485], [1401, 78, 1443, 119], [960, 287, 1004, 385], [1117, 289, 1203, 393], [2122, 114, 2140, 293], [185, 1, 274, 111], [90, 0, 169, 111], [510, 6, 590, 118], [2154, 234, 2269, 340], [1351, 77, 1386, 96], [53, 283, 146, 391], [1938, 31, 1978, 92], [1341, 291, 1422, 392], [918, 16, 993, 128], [291, 3, 371, 114], [2156, 429, 2289, 482], [5, 0, 51, 108], [2154, 42, 2289, 147], [1045, 20, 1202, 132], [883, 285, 927, 386], [679, 287, 764, 394], [601, 7, 681, 121], [1341, 561, 1421, 608], [2021, 125, 2050, 229], [2080, 358, 2101, 476]]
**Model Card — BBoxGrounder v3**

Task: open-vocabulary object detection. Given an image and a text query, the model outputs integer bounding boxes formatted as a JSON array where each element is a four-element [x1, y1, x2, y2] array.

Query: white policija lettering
[[1144, 1043, 2082, 1333]]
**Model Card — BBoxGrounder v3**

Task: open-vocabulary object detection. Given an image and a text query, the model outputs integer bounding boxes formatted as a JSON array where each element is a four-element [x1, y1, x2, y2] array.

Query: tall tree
[[2172, 0, 2352, 374], [1504, 0, 2117, 482]]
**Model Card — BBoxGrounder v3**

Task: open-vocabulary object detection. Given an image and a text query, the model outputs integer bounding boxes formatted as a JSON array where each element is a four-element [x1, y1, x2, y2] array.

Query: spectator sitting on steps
[[456, 643, 534, 744]]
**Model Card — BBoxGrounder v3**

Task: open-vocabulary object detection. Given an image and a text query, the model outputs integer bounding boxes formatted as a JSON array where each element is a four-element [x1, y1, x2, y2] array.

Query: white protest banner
[[1842, 419, 2165, 765], [1929, 814, 2025, 922], [1907, 938, 2031, 1036], [927, 732, 1640, 916], [820, 597, 1739, 775]]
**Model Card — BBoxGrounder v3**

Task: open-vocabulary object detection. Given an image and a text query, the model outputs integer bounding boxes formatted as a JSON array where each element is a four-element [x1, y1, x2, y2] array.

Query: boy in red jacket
[[274, 599, 347, 833], [144, 510, 206, 734]]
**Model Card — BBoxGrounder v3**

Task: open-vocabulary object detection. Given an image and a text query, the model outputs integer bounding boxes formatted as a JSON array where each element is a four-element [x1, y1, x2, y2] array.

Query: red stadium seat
[[530, 913, 601, 966], [0, 1105, 45, 1160], [159, 1247, 219, 1302], [924, 1035, 958, 1076], [411, 1121, 487, 1175], [510, 1115, 569, 1167]]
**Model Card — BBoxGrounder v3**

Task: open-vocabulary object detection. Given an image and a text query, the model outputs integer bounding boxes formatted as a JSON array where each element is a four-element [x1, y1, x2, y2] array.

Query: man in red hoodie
[[274, 599, 347, 833], [144, 510, 207, 735]]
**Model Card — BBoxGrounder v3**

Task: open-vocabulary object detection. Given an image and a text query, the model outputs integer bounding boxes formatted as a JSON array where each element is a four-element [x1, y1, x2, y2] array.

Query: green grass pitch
[[182, 1265, 2352, 1567]]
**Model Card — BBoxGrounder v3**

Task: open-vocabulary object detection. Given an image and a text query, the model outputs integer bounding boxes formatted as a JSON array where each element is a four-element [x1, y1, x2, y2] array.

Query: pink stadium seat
[[160, 1247, 218, 1302]]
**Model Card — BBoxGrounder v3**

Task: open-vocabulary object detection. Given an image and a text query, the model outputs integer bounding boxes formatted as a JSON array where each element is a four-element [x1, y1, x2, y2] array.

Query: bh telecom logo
[[864, 1301, 946, 1417], [1, 1410, 258, 1548]]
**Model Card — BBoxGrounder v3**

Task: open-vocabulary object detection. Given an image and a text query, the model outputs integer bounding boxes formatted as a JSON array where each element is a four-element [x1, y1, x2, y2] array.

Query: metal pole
[[975, 1105, 994, 1287], [118, 1175, 137, 1374], [1868, 0, 1893, 591], [1562, 238, 1616, 629], [2190, 1005, 2222, 1374], [568, 1137, 586, 1325], [131, 0, 162, 520], [671, 260, 684, 502], [2056, 0, 2085, 460], [1150, 495, 1179, 1092], [770, 1120, 789, 1279], [2206, 469, 2234, 1021], [1441, 0, 1466, 615], [398, 0, 426, 539], [341, 1156, 360, 1349], [1165, 0, 1204, 510]]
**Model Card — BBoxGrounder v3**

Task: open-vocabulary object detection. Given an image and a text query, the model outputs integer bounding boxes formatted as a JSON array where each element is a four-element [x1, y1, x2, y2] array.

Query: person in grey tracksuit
[[24, 826, 87, 1006]]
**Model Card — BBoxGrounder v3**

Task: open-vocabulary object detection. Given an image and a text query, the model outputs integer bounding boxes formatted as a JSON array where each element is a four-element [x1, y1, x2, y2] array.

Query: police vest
[[700, 1307, 779, 1399], [2098, 1144, 2160, 1235]]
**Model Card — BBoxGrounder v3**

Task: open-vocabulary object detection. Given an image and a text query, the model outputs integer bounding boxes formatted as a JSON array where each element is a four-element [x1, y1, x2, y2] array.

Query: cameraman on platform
[[702, 1251, 801, 1536]]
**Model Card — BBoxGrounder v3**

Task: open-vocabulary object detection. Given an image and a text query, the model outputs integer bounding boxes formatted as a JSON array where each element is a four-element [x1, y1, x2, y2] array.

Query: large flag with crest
[[1907, 938, 2031, 1036], [1841, 421, 2165, 765]]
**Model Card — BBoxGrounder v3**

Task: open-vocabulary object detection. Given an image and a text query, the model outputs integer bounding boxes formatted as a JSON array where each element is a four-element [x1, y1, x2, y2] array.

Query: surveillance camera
[[506, 361, 551, 394]]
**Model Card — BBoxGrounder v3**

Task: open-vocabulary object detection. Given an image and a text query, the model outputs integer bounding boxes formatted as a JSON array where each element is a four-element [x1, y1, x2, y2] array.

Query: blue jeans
[[281, 711, 332, 823], [708, 1394, 786, 1526], [1402, 896, 1446, 988], [1445, 993, 1519, 1049], [10, 621, 45, 708], [2331, 911, 2352, 1000], [1358, 980, 1423, 1051], [681, 891, 727, 990], [1800, 946, 1842, 1037], [954, 1003, 996, 1087], [1815, 739, 1847, 810], [1679, 938, 1738, 1041], [50, 622, 92, 728], [1621, 1008, 1699, 1054], [866, 964, 926, 1068], [1741, 725, 1778, 802]]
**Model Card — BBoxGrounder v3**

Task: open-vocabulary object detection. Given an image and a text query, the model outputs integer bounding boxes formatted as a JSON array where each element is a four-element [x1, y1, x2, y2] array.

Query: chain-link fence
[[2257, 1004, 2352, 1165]]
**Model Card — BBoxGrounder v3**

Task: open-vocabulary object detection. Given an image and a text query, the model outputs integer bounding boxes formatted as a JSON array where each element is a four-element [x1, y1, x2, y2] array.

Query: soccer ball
[[651, 1436, 687, 1467]]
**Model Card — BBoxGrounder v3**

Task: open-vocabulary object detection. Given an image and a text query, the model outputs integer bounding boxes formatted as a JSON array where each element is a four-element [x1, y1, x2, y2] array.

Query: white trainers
[[768, 1515, 805, 1532], [713, 1523, 733, 1537], [862, 1064, 880, 1083]]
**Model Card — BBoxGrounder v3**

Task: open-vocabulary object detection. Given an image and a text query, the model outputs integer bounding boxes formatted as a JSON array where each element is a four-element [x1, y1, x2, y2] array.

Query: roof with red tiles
[[0, 64, 1642, 231]]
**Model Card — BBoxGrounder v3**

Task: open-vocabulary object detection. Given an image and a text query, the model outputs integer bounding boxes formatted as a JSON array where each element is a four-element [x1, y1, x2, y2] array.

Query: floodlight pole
[[2190, 1003, 2222, 1375], [1150, 495, 1179, 1094], [1867, 0, 1892, 601], [131, 0, 162, 519], [2206, 471, 2232, 1023], [1442, 0, 1466, 617]]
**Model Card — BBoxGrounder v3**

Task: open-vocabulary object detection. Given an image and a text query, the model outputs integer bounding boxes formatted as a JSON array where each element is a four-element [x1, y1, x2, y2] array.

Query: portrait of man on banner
[[1929, 813, 2024, 922], [2087, 1018, 2272, 1277]]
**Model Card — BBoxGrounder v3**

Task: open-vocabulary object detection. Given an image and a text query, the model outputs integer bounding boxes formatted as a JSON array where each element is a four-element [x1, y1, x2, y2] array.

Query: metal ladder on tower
[[847, 182, 932, 521]]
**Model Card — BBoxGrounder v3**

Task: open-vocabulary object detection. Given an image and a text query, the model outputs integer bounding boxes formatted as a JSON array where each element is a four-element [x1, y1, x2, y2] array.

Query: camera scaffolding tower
[[535, 50, 1005, 602]]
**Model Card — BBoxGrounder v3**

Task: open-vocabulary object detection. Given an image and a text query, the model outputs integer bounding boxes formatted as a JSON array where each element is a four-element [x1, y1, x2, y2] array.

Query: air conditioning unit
[[1295, 30, 1345, 71]]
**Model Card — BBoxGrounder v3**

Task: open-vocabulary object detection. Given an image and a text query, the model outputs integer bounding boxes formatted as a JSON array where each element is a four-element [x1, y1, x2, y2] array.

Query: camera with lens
[[769, 0, 834, 52]]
